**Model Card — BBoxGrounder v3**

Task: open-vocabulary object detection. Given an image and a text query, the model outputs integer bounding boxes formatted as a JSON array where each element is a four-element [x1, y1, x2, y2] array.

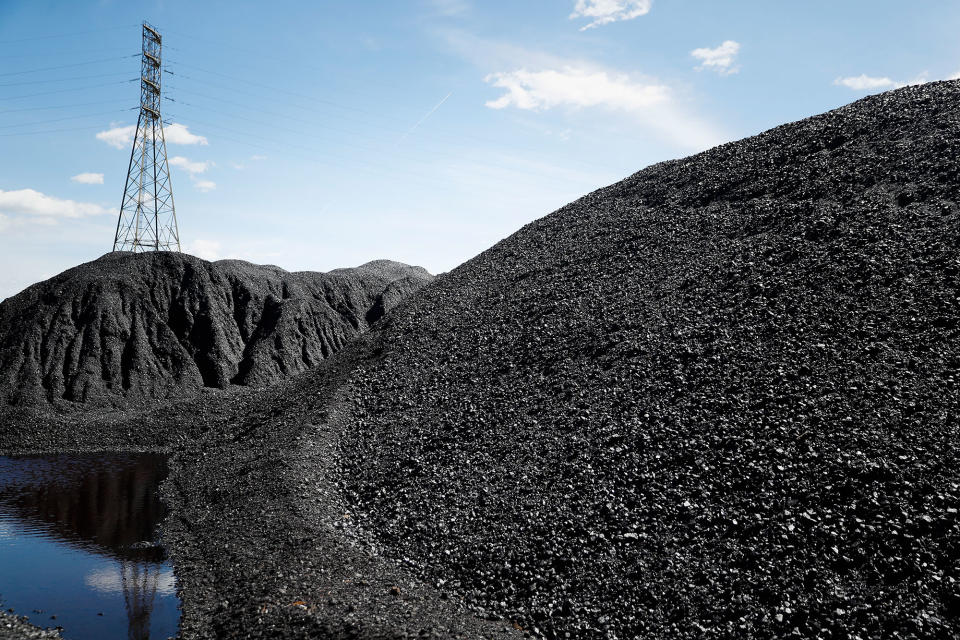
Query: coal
[[0, 252, 432, 407], [337, 80, 960, 638]]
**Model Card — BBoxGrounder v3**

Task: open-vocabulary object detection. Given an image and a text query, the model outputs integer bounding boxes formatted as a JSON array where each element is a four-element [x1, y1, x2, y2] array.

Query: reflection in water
[[0, 453, 180, 640]]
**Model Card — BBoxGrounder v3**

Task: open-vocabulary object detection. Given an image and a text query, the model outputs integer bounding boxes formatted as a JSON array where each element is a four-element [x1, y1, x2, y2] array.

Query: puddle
[[0, 452, 180, 640]]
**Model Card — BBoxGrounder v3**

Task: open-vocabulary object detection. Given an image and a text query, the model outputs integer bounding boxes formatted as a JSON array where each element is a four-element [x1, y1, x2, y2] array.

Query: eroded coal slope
[[339, 81, 960, 638], [0, 252, 431, 407]]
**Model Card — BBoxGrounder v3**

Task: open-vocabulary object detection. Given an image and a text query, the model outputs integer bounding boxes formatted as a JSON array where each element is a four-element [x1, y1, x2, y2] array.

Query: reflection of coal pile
[[0, 453, 169, 562]]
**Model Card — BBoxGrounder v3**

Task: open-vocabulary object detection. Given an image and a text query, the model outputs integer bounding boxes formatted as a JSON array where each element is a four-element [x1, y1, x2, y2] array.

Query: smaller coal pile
[[0, 252, 431, 407]]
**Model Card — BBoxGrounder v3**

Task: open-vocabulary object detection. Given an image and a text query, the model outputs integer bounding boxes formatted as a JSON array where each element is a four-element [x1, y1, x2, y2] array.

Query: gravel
[[0, 612, 60, 640], [2, 81, 960, 639]]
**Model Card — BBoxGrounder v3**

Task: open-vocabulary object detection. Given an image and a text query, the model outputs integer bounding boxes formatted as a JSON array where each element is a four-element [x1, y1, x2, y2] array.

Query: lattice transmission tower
[[112, 22, 180, 253]]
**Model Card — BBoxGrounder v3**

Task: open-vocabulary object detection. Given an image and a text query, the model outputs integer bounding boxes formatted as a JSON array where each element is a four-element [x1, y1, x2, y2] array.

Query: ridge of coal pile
[[0, 251, 431, 407], [339, 81, 960, 638]]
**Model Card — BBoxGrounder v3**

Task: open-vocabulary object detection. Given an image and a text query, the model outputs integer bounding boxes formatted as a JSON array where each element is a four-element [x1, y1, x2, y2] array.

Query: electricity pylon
[[113, 22, 180, 253]]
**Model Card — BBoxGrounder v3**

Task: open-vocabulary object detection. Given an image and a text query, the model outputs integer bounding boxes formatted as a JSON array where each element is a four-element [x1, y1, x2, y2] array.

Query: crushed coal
[[0, 252, 431, 407], [337, 81, 960, 638]]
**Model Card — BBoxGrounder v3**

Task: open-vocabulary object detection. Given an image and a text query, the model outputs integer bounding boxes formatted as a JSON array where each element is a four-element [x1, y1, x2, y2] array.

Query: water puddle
[[0, 452, 180, 640]]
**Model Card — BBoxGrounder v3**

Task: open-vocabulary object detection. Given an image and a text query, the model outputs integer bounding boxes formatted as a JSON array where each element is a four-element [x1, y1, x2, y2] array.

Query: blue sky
[[2, 0, 960, 300]]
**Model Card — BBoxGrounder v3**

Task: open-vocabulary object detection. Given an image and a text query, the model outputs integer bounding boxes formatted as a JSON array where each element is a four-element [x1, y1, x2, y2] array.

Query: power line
[[0, 79, 137, 101], [0, 124, 107, 138], [0, 47, 138, 61], [163, 64, 615, 174], [165, 62, 378, 117], [0, 108, 134, 130], [0, 54, 138, 77], [0, 71, 133, 88], [0, 99, 120, 115], [0, 24, 139, 45]]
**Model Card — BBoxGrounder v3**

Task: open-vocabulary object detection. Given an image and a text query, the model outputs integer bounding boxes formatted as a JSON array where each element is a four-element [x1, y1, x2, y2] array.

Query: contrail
[[397, 91, 453, 144]]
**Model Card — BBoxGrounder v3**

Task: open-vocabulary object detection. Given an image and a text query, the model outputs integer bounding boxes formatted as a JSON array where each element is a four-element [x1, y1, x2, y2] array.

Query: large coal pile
[[0, 252, 430, 406], [340, 81, 960, 638]]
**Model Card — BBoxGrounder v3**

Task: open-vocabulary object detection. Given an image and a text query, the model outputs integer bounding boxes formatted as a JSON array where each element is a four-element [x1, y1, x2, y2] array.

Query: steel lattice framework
[[113, 23, 180, 253]]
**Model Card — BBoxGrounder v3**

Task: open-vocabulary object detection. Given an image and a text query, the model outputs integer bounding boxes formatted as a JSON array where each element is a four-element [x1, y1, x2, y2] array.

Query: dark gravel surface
[[3, 82, 960, 639], [158, 342, 520, 639], [0, 253, 431, 407], [338, 81, 960, 639], [0, 612, 60, 640]]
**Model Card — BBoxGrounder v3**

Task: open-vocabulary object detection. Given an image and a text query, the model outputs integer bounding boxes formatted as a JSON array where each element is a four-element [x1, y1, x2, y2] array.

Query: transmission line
[[0, 54, 138, 77], [0, 108, 134, 130], [0, 24, 139, 44], [0, 79, 137, 101], [0, 71, 133, 88]]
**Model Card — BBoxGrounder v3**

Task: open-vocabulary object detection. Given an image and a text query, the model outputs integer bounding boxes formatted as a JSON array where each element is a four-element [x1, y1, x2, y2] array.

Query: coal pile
[[339, 81, 960, 638], [0, 252, 431, 406]]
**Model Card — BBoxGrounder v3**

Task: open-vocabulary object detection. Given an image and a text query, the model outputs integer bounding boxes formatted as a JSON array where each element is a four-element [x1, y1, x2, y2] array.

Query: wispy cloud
[[71, 172, 104, 185], [486, 67, 667, 111], [441, 30, 727, 150], [691, 40, 741, 75], [570, 0, 652, 30], [0, 188, 109, 221], [169, 156, 212, 175], [483, 65, 722, 150], [231, 154, 267, 171], [96, 122, 208, 149], [430, 0, 470, 16]]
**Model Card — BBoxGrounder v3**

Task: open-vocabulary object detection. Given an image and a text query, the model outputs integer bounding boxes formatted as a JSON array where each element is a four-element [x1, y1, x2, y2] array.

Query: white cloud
[[70, 172, 104, 185], [834, 74, 899, 91], [169, 156, 212, 175], [570, 0, 652, 30], [0, 213, 9, 232], [164, 123, 208, 146], [443, 30, 725, 150], [485, 67, 668, 111], [185, 238, 222, 260], [96, 124, 136, 149], [833, 72, 930, 92], [96, 122, 208, 149], [691, 40, 741, 75], [192, 178, 216, 192], [0, 188, 110, 220], [250, 154, 267, 161]]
